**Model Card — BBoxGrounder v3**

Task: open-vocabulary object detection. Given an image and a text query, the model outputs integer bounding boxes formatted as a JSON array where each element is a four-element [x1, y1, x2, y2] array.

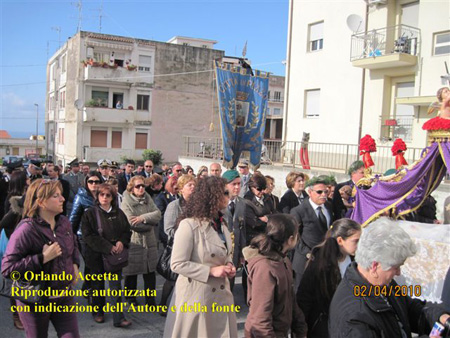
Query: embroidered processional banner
[[214, 61, 269, 169]]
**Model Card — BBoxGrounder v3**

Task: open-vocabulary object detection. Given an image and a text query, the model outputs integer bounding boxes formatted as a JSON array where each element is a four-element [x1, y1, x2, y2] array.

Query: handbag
[[156, 236, 178, 282], [95, 207, 129, 272], [0, 221, 49, 305]]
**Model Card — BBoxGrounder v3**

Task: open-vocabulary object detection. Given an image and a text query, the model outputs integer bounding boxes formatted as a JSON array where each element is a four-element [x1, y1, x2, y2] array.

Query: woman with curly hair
[[163, 176, 238, 338]]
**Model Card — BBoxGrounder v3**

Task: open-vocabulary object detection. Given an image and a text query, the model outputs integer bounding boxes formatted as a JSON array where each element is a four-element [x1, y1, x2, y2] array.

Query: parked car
[[2, 156, 24, 165]]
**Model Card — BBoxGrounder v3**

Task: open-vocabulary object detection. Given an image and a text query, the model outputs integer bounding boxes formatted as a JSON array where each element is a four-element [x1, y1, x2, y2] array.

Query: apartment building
[[266, 75, 285, 140], [46, 31, 224, 164], [284, 0, 449, 150]]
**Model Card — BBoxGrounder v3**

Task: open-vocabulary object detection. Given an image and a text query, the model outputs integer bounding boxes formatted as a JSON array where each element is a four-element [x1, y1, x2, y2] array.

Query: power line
[[1, 64, 46, 67]]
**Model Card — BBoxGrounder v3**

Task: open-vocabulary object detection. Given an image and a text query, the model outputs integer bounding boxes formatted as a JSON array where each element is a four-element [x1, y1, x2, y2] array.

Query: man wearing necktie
[[118, 159, 135, 194], [290, 177, 334, 291], [238, 159, 252, 197], [222, 170, 247, 291]]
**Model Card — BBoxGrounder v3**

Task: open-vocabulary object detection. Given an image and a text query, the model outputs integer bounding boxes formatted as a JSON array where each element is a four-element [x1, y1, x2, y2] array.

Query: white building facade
[[46, 31, 224, 165], [284, 0, 449, 151]]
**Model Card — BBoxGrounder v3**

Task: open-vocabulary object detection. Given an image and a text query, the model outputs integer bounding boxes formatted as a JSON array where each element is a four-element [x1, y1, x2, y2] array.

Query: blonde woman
[[120, 176, 161, 306]]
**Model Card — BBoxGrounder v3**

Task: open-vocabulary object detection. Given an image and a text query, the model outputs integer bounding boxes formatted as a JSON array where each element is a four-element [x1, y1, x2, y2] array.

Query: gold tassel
[[209, 122, 215, 132]]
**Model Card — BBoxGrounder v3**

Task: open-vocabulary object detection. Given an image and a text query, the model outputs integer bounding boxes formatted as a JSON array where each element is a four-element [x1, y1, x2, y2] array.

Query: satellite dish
[[346, 14, 364, 33], [74, 99, 84, 110]]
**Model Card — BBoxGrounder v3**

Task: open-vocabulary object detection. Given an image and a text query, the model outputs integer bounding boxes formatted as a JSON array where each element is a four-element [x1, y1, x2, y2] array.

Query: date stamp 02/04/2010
[[353, 285, 422, 298]]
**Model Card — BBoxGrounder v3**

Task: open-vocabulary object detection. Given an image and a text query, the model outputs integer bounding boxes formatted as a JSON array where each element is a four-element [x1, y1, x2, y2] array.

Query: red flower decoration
[[422, 116, 450, 131], [391, 138, 407, 156], [359, 134, 377, 155]]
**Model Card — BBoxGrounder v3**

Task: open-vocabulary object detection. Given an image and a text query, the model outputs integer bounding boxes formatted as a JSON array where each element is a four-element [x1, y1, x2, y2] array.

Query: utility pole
[[34, 104, 39, 155]]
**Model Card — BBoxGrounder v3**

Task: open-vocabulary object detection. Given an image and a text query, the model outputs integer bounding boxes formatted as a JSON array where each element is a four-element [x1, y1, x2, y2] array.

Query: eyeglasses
[[99, 193, 112, 198], [312, 189, 329, 195], [87, 180, 101, 185], [175, 169, 182, 173], [37, 179, 51, 189], [145, 165, 153, 168], [134, 184, 145, 189]]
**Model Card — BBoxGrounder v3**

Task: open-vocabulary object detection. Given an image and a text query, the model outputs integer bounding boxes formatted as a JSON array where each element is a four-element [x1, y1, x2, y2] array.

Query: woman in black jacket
[[81, 183, 132, 327], [297, 218, 361, 337]]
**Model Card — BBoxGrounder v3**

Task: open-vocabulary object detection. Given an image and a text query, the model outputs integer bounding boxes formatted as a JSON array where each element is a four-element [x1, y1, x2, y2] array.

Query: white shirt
[[339, 255, 351, 277], [308, 199, 331, 227]]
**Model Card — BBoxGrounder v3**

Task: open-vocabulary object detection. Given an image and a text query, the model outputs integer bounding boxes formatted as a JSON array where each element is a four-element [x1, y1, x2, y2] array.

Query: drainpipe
[[282, 0, 295, 145], [357, 2, 370, 152]]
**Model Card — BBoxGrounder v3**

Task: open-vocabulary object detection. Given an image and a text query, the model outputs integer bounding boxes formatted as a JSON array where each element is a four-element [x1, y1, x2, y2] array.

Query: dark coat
[[58, 177, 71, 216], [222, 196, 247, 267], [278, 189, 308, 214], [2, 216, 80, 291], [138, 170, 153, 178], [243, 247, 307, 338], [290, 199, 334, 289], [69, 187, 95, 234], [0, 196, 24, 239], [81, 205, 131, 270], [117, 172, 135, 195], [244, 190, 277, 245], [329, 262, 447, 338], [332, 179, 352, 219], [0, 175, 9, 220], [154, 191, 178, 247]]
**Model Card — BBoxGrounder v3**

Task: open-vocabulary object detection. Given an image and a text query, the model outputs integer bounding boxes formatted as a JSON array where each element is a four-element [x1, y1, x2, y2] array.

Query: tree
[[142, 149, 164, 166]]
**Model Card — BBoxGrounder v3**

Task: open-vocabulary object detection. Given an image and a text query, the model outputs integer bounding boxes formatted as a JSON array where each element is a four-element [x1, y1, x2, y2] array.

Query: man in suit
[[26, 160, 43, 181], [290, 177, 334, 290], [222, 169, 246, 291], [47, 164, 71, 215], [63, 159, 84, 216], [238, 159, 252, 197], [117, 159, 135, 194], [138, 160, 154, 178], [332, 160, 364, 219]]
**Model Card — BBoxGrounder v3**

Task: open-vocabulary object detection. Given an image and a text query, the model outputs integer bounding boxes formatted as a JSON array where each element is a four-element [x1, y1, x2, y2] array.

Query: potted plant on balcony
[[127, 64, 137, 71], [110, 63, 119, 69], [102, 62, 110, 68], [128, 105, 134, 110]]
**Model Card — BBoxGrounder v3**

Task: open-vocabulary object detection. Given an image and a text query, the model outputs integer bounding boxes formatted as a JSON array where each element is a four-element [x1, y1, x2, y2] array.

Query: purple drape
[[351, 142, 450, 226]]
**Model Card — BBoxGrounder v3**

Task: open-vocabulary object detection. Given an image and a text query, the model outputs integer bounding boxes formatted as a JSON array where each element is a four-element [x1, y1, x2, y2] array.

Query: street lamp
[[34, 103, 39, 155]]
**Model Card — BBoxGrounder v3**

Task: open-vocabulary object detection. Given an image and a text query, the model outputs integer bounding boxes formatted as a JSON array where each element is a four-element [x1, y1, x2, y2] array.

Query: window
[[93, 52, 111, 63], [135, 132, 148, 149], [308, 22, 324, 52], [58, 128, 64, 145], [274, 91, 281, 102], [91, 130, 107, 147], [60, 90, 65, 108], [138, 55, 152, 72], [137, 94, 150, 110], [61, 54, 67, 73], [304, 89, 320, 118], [50, 63, 56, 80], [434, 31, 450, 56], [92, 90, 109, 107], [273, 108, 282, 116], [112, 131, 122, 149]]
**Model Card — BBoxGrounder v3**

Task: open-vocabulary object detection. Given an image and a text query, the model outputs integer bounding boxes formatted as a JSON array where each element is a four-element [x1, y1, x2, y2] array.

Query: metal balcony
[[350, 25, 420, 69]]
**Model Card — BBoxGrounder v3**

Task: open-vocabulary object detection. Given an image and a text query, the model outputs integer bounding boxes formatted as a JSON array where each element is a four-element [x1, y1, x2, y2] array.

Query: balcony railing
[[83, 107, 150, 124], [183, 136, 423, 174], [350, 24, 420, 62], [380, 116, 414, 142]]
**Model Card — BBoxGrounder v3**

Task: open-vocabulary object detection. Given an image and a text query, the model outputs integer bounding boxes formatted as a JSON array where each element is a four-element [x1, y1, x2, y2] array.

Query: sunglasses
[[175, 169, 182, 173], [87, 180, 101, 185], [134, 184, 145, 189], [38, 179, 51, 189], [312, 189, 329, 195], [145, 165, 153, 168], [99, 193, 112, 198]]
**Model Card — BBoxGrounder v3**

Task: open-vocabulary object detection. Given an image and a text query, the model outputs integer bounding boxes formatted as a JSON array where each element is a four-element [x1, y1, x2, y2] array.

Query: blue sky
[[0, 0, 289, 137]]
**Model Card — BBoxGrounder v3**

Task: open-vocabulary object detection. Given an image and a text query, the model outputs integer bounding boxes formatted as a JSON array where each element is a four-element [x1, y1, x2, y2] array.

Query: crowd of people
[[0, 157, 449, 337]]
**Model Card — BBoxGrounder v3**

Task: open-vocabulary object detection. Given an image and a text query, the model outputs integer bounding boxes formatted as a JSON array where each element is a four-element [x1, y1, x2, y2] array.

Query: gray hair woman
[[120, 176, 161, 307], [328, 217, 449, 337]]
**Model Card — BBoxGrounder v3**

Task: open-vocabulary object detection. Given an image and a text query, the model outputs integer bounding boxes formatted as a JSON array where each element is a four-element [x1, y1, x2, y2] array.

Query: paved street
[[0, 261, 249, 337]]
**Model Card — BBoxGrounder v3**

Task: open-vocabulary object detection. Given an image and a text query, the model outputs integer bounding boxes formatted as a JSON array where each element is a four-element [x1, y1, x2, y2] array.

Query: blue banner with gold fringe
[[214, 60, 269, 169]]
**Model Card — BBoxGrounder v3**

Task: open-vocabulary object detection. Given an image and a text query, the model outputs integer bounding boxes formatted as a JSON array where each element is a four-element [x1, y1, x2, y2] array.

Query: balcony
[[83, 64, 152, 85], [83, 107, 150, 124], [350, 25, 420, 69]]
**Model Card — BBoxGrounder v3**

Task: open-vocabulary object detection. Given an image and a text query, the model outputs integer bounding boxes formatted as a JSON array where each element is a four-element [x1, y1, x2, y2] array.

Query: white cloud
[[1, 92, 27, 108]]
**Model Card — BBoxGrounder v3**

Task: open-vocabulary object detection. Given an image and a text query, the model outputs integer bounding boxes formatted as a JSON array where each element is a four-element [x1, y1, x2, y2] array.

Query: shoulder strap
[[94, 207, 104, 236]]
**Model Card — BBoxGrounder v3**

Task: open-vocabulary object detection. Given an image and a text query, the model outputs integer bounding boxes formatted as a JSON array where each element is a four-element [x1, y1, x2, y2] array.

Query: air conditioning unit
[[368, 0, 387, 5]]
